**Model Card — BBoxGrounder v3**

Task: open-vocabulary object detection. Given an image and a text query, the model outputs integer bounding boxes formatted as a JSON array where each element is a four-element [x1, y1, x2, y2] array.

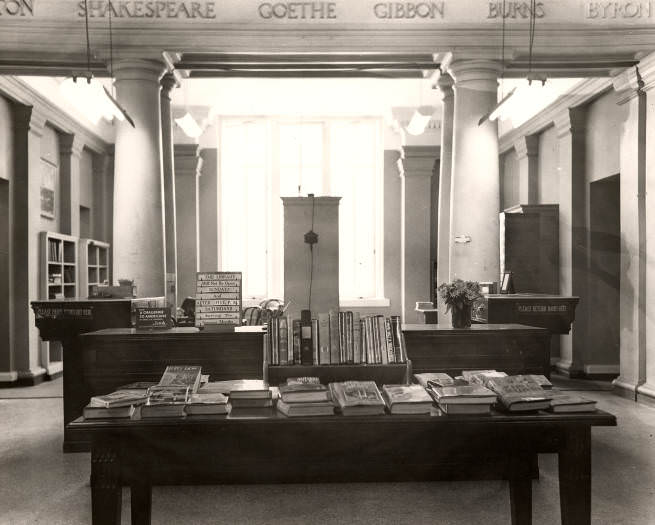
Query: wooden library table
[[69, 409, 616, 525]]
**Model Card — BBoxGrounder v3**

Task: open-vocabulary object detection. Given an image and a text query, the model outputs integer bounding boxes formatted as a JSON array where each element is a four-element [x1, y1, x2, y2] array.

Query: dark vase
[[451, 303, 472, 328]]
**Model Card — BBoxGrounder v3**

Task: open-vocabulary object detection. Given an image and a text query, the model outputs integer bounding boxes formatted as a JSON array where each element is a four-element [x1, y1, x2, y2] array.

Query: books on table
[[275, 377, 334, 417], [382, 384, 433, 415], [413, 372, 468, 389], [83, 404, 136, 419], [276, 399, 335, 417], [141, 386, 190, 418], [88, 390, 148, 408], [428, 384, 497, 405], [199, 379, 269, 396], [439, 403, 492, 415], [547, 390, 597, 413], [329, 381, 386, 416], [485, 376, 552, 412], [157, 365, 202, 393], [279, 382, 331, 403], [185, 392, 229, 415], [462, 370, 508, 386]]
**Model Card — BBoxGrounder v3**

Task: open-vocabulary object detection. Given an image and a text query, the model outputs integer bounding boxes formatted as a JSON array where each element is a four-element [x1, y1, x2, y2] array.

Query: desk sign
[[515, 303, 569, 315], [195, 272, 242, 330], [135, 307, 172, 329]]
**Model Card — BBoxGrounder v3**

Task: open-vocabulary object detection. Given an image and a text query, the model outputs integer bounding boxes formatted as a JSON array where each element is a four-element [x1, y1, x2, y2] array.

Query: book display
[[277, 377, 334, 417], [195, 272, 243, 329], [41, 231, 78, 300], [78, 238, 110, 298], [382, 384, 433, 415], [484, 375, 553, 412], [185, 393, 229, 415], [329, 381, 386, 416], [266, 311, 408, 366]]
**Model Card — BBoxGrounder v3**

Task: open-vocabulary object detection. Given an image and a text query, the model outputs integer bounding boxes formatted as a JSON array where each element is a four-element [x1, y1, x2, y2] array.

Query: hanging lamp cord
[[108, 1, 115, 94], [528, 0, 537, 83]]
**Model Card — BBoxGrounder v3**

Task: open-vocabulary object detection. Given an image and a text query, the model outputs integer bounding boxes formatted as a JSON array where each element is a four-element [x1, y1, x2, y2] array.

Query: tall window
[[219, 117, 383, 304]]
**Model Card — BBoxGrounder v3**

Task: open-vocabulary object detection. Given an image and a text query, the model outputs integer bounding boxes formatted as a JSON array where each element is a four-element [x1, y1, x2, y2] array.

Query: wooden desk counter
[[403, 323, 551, 378], [69, 409, 616, 525]]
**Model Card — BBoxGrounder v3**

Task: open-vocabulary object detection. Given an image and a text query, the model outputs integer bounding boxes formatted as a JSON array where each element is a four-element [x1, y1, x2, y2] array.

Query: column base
[[16, 367, 47, 386], [637, 383, 655, 407], [553, 359, 584, 378], [0, 371, 18, 387], [612, 377, 638, 401]]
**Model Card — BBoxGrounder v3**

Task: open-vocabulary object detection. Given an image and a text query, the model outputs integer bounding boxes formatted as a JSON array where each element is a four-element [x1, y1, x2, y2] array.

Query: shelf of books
[[40, 231, 79, 301], [79, 238, 110, 297], [264, 310, 410, 385]]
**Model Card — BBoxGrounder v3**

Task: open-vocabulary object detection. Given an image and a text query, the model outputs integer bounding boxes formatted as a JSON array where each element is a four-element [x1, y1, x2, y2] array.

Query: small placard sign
[[136, 307, 171, 329], [195, 271, 242, 330]]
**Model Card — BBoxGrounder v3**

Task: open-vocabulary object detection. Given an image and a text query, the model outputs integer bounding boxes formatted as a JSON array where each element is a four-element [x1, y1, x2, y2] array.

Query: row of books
[[265, 310, 408, 366], [414, 370, 597, 415], [47, 238, 61, 262]]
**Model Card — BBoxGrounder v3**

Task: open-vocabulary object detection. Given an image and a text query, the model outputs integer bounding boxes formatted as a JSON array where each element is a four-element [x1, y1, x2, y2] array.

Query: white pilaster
[[514, 134, 539, 205]]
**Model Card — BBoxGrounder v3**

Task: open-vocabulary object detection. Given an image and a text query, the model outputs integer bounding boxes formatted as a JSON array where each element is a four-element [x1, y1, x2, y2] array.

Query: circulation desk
[[69, 408, 616, 525], [67, 327, 264, 452], [404, 324, 551, 378]]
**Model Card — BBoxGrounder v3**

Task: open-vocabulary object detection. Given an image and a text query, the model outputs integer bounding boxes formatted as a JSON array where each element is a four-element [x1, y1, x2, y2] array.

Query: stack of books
[[141, 365, 202, 418], [276, 377, 334, 417], [381, 384, 433, 415], [266, 309, 408, 366], [328, 381, 386, 416], [484, 375, 552, 412], [227, 380, 274, 415], [185, 392, 229, 415], [413, 372, 467, 389], [427, 383, 497, 415], [547, 390, 597, 413], [83, 390, 148, 419]]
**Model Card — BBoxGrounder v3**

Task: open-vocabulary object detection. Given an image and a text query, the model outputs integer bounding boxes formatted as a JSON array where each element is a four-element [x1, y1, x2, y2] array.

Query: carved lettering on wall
[[0, 0, 33, 16], [373, 2, 445, 19], [586, 1, 652, 18], [257, 2, 337, 19], [487, 1, 545, 18], [78, 1, 217, 18]]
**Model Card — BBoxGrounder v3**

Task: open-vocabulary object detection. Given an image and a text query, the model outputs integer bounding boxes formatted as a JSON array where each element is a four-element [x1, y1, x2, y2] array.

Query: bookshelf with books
[[79, 238, 110, 297], [41, 231, 79, 300]]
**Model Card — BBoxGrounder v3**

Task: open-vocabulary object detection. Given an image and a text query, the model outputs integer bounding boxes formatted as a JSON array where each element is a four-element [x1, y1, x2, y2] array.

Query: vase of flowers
[[437, 279, 483, 328]]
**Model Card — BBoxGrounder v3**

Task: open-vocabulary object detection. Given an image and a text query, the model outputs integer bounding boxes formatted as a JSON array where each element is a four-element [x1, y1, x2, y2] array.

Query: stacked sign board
[[195, 272, 243, 329]]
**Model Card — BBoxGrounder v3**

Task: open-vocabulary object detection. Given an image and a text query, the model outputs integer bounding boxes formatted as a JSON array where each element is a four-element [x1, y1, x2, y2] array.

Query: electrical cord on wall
[[304, 194, 319, 312]]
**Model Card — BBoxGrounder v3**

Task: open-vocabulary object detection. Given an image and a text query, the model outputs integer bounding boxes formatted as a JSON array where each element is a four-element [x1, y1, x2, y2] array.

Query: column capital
[[554, 107, 586, 138], [612, 66, 642, 105], [160, 72, 180, 100], [400, 145, 440, 177], [637, 51, 655, 92], [59, 133, 85, 158], [514, 135, 539, 160], [174, 144, 203, 176], [12, 104, 46, 137], [436, 72, 454, 102], [113, 59, 167, 86], [448, 59, 501, 92]]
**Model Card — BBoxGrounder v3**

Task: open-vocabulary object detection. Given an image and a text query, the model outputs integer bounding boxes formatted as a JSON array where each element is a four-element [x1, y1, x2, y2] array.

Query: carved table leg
[[130, 480, 152, 525], [509, 454, 533, 525], [91, 443, 122, 525], [559, 426, 591, 525]]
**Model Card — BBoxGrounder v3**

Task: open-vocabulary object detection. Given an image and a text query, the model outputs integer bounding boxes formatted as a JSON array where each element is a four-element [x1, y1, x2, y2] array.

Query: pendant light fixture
[[60, 0, 134, 127]]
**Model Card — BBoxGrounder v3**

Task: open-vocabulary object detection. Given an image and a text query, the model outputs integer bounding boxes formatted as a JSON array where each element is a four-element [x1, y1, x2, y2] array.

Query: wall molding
[[0, 76, 111, 155], [499, 77, 613, 154]]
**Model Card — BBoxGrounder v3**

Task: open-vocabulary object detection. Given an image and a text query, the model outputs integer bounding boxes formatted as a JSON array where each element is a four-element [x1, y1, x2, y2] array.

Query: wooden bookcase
[[266, 363, 411, 386], [40, 231, 78, 300], [79, 238, 110, 297]]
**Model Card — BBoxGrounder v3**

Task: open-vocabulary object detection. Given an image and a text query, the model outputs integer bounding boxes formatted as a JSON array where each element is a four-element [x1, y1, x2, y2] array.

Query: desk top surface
[[403, 323, 549, 333], [69, 408, 616, 432]]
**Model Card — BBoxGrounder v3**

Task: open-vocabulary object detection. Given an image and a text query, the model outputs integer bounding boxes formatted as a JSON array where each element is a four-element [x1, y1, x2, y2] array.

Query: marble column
[[59, 133, 84, 237], [611, 65, 647, 399], [112, 59, 166, 297], [400, 146, 439, 323], [11, 104, 47, 384], [448, 60, 502, 282], [161, 72, 178, 310], [174, 144, 202, 303], [436, 73, 455, 302], [554, 107, 587, 376], [514, 134, 539, 205], [638, 53, 655, 403], [198, 148, 219, 271]]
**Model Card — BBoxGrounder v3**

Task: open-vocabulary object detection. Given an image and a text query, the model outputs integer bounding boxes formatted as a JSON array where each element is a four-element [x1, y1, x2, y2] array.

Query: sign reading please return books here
[[195, 272, 242, 329]]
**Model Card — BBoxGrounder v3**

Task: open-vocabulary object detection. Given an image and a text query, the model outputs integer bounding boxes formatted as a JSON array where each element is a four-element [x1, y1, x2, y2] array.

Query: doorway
[[587, 174, 620, 375]]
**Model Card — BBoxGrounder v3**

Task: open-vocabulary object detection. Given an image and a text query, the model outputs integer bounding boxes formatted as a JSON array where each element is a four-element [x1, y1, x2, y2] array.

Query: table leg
[[91, 445, 122, 525], [558, 426, 591, 525], [509, 455, 533, 525], [131, 481, 152, 525]]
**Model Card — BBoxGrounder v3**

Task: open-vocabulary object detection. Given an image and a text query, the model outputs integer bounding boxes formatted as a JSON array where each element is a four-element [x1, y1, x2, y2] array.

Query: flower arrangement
[[437, 279, 482, 328], [437, 279, 483, 312]]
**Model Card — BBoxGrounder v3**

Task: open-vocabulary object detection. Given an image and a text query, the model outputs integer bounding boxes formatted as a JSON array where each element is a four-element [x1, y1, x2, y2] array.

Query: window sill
[[339, 298, 391, 308]]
